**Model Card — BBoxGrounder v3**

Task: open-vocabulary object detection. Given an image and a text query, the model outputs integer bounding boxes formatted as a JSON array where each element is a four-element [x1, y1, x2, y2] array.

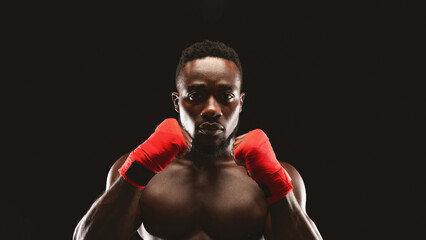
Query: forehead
[[177, 57, 241, 91]]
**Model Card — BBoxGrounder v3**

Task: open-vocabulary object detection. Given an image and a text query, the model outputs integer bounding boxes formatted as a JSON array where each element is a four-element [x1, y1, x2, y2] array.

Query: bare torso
[[138, 157, 268, 239], [108, 152, 305, 240]]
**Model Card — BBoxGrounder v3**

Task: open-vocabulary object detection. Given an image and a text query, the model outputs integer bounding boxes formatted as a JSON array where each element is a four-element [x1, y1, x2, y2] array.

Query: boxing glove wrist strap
[[121, 161, 156, 188], [256, 167, 293, 204]]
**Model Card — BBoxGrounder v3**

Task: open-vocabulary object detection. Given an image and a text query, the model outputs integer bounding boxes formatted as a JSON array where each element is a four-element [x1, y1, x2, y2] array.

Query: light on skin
[[172, 57, 245, 158]]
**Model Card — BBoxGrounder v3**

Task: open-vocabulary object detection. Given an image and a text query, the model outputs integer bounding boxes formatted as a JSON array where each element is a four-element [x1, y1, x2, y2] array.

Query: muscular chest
[[140, 161, 268, 239]]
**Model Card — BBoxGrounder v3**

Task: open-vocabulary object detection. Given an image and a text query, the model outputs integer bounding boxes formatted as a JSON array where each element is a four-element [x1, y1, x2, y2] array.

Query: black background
[[2, 0, 424, 239]]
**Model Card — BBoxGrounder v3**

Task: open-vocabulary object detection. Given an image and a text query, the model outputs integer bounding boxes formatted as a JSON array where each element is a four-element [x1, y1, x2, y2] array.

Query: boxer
[[74, 40, 322, 240]]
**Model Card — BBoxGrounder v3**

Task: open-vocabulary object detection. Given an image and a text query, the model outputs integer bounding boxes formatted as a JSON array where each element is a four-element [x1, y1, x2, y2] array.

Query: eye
[[187, 92, 202, 101], [222, 93, 235, 101]]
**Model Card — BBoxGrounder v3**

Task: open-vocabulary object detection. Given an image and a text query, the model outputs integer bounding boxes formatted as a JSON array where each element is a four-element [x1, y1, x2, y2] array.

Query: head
[[172, 40, 245, 156]]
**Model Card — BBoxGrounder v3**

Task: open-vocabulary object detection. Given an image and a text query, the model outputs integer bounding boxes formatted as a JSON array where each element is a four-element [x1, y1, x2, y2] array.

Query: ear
[[171, 92, 180, 113], [239, 92, 245, 113]]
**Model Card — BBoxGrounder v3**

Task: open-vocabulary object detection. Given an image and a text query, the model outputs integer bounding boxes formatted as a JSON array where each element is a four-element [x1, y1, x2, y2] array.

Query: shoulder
[[279, 161, 307, 211], [106, 152, 131, 190]]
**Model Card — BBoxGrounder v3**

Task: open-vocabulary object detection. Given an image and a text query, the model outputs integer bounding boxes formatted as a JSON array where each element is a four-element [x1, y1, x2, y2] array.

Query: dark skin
[[74, 57, 322, 240]]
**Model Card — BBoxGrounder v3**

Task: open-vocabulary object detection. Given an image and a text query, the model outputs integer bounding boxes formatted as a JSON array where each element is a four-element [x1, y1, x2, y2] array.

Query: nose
[[201, 96, 222, 120]]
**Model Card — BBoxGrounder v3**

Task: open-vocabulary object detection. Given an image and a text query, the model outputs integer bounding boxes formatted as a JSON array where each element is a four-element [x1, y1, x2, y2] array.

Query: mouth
[[198, 122, 224, 136]]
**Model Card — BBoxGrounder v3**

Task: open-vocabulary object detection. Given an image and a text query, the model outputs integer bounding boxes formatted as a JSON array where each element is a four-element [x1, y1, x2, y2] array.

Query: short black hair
[[175, 40, 243, 87]]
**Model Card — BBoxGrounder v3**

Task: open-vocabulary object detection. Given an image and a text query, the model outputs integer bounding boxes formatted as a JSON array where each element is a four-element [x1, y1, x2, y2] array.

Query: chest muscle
[[140, 162, 268, 239]]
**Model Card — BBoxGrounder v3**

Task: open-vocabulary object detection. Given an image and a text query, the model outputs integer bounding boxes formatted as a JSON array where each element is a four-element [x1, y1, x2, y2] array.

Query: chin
[[190, 135, 225, 155], [192, 129, 237, 157]]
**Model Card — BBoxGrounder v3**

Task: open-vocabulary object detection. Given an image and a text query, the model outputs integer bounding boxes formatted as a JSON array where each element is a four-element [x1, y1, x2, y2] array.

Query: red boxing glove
[[234, 129, 293, 204], [119, 118, 187, 188]]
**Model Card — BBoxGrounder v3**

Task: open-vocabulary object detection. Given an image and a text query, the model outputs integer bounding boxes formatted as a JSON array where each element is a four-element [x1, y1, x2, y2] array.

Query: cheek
[[224, 103, 241, 135], [179, 103, 197, 135]]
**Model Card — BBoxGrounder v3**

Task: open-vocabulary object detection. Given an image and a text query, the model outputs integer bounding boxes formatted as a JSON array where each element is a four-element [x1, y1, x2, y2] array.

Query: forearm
[[269, 192, 322, 240], [73, 177, 143, 240]]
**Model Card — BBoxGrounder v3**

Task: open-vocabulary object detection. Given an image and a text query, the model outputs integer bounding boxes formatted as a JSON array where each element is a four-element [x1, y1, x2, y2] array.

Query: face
[[172, 57, 245, 154]]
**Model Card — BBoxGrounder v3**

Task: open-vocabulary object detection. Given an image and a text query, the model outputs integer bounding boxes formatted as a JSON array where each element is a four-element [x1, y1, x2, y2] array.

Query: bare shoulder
[[106, 152, 131, 190], [279, 161, 307, 211]]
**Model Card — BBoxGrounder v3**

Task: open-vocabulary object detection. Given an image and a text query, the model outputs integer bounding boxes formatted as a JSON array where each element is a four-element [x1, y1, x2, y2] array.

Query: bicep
[[280, 162, 307, 212], [264, 162, 310, 238], [106, 152, 145, 236], [106, 152, 131, 190]]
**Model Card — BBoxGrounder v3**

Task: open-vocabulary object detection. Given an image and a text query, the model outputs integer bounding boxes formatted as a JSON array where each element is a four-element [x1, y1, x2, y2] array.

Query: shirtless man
[[73, 40, 322, 240]]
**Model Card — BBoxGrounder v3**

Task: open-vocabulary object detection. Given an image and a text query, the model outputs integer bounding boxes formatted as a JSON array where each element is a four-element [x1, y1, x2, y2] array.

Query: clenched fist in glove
[[119, 118, 191, 188], [233, 129, 293, 204]]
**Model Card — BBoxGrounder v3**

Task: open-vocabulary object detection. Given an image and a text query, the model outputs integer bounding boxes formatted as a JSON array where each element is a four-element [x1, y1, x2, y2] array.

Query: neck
[[185, 138, 235, 167]]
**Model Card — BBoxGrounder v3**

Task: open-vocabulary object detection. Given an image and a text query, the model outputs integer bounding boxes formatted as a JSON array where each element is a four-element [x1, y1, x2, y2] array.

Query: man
[[73, 40, 322, 240]]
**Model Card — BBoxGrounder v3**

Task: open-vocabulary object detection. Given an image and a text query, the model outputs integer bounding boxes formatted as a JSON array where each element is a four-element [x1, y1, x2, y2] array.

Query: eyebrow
[[217, 84, 236, 91], [186, 84, 206, 92], [186, 83, 237, 91]]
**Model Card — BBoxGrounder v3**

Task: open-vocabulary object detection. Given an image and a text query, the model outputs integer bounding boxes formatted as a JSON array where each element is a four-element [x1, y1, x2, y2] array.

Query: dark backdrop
[[2, 1, 424, 239]]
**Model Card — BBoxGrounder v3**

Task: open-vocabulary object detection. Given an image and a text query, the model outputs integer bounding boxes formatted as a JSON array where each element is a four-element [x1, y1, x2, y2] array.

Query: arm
[[74, 118, 190, 240], [73, 154, 144, 240], [266, 162, 322, 240], [234, 130, 322, 240]]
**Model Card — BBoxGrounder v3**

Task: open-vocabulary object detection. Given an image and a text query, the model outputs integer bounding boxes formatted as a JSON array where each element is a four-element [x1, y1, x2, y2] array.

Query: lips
[[199, 122, 224, 130], [198, 122, 224, 136]]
